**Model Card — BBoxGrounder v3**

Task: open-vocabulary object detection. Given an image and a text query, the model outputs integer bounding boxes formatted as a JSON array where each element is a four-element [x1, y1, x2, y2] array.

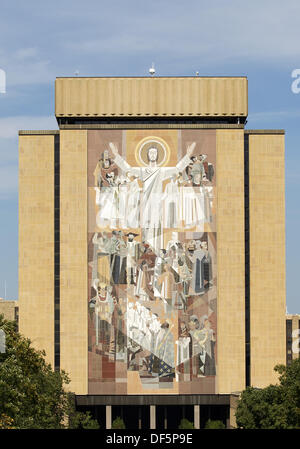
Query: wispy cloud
[[63, 1, 300, 65], [248, 109, 300, 122], [1, 50, 55, 87], [1, 0, 300, 86], [0, 116, 57, 139]]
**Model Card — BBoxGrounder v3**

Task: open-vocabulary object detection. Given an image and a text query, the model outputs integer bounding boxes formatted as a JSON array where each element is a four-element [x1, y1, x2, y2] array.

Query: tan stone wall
[[249, 134, 286, 387], [19, 135, 54, 366], [0, 300, 18, 322], [216, 129, 245, 394], [60, 130, 88, 394]]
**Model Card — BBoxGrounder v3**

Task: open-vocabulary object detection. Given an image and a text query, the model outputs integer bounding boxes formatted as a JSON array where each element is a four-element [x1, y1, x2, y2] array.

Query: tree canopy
[[235, 358, 300, 429], [0, 314, 99, 429]]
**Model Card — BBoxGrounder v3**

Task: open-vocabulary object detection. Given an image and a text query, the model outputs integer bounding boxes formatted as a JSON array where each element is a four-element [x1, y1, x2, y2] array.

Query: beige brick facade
[[60, 130, 88, 394], [249, 134, 286, 387], [216, 130, 246, 394], [19, 134, 55, 366]]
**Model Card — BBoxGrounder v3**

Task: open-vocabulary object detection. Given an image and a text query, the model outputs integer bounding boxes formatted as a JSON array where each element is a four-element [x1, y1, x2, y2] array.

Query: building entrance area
[[155, 405, 194, 429], [112, 405, 150, 429], [76, 395, 230, 429]]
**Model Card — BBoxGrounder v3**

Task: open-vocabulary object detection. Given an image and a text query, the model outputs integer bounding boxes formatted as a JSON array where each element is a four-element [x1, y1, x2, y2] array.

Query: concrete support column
[[194, 405, 200, 429], [138, 407, 142, 430], [164, 406, 167, 430], [229, 393, 240, 428], [150, 405, 156, 429], [106, 405, 112, 429]]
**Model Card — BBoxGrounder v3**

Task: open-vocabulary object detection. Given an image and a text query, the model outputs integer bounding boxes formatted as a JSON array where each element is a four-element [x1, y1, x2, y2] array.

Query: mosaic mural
[[88, 130, 217, 394]]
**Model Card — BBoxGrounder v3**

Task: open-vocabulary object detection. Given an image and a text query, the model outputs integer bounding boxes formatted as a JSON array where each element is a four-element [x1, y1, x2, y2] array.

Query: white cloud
[[3, 56, 55, 87], [247, 110, 300, 123], [1, 1, 300, 86], [61, 1, 300, 66], [14, 47, 38, 61]]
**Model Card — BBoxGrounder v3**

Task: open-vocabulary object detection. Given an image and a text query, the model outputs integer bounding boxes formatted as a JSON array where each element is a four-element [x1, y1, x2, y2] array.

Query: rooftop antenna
[[149, 63, 155, 77]]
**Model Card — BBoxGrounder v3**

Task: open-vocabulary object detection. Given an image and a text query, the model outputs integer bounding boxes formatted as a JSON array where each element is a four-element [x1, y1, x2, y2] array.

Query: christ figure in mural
[[109, 141, 195, 252]]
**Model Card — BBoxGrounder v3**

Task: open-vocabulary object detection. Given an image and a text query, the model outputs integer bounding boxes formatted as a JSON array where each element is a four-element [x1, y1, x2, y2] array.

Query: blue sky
[[0, 0, 299, 313]]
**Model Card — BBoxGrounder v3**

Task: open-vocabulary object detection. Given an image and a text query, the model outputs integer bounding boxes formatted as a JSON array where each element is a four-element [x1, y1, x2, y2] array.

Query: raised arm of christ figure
[[109, 141, 195, 230]]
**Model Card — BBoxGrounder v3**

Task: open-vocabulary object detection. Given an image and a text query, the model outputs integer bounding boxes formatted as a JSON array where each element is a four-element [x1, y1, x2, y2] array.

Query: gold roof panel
[[55, 77, 248, 118]]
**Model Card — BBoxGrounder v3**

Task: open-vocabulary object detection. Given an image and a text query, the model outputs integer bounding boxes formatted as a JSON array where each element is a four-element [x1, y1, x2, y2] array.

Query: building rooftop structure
[[55, 76, 248, 121], [0, 298, 19, 329]]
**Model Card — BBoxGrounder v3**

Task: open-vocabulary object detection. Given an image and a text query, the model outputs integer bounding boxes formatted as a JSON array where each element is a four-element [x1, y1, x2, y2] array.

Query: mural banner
[[88, 129, 217, 395]]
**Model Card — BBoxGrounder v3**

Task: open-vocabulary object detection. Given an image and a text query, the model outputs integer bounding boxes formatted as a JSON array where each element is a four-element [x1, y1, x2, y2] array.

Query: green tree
[[204, 419, 225, 429], [275, 357, 300, 427], [111, 416, 126, 429], [235, 358, 300, 429], [67, 394, 100, 429], [0, 315, 99, 429], [178, 418, 195, 429], [68, 410, 100, 429]]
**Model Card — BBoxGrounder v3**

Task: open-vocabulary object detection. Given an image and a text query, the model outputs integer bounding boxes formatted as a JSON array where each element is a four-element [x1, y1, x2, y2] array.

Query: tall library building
[[18, 77, 286, 429]]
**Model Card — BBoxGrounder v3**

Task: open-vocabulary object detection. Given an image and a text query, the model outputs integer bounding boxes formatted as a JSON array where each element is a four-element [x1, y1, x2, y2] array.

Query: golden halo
[[134, 136, 171, 167]]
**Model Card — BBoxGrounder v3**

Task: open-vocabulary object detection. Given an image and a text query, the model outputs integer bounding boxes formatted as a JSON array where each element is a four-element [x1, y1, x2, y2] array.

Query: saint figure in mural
[[126, 232, 140, 285], [93, 149, 118, 188]]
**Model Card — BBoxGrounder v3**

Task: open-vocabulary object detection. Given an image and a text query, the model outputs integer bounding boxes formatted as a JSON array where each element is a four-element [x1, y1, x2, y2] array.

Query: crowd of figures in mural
[[88, 132, 217, 392], [93, 146, 214, 235]]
